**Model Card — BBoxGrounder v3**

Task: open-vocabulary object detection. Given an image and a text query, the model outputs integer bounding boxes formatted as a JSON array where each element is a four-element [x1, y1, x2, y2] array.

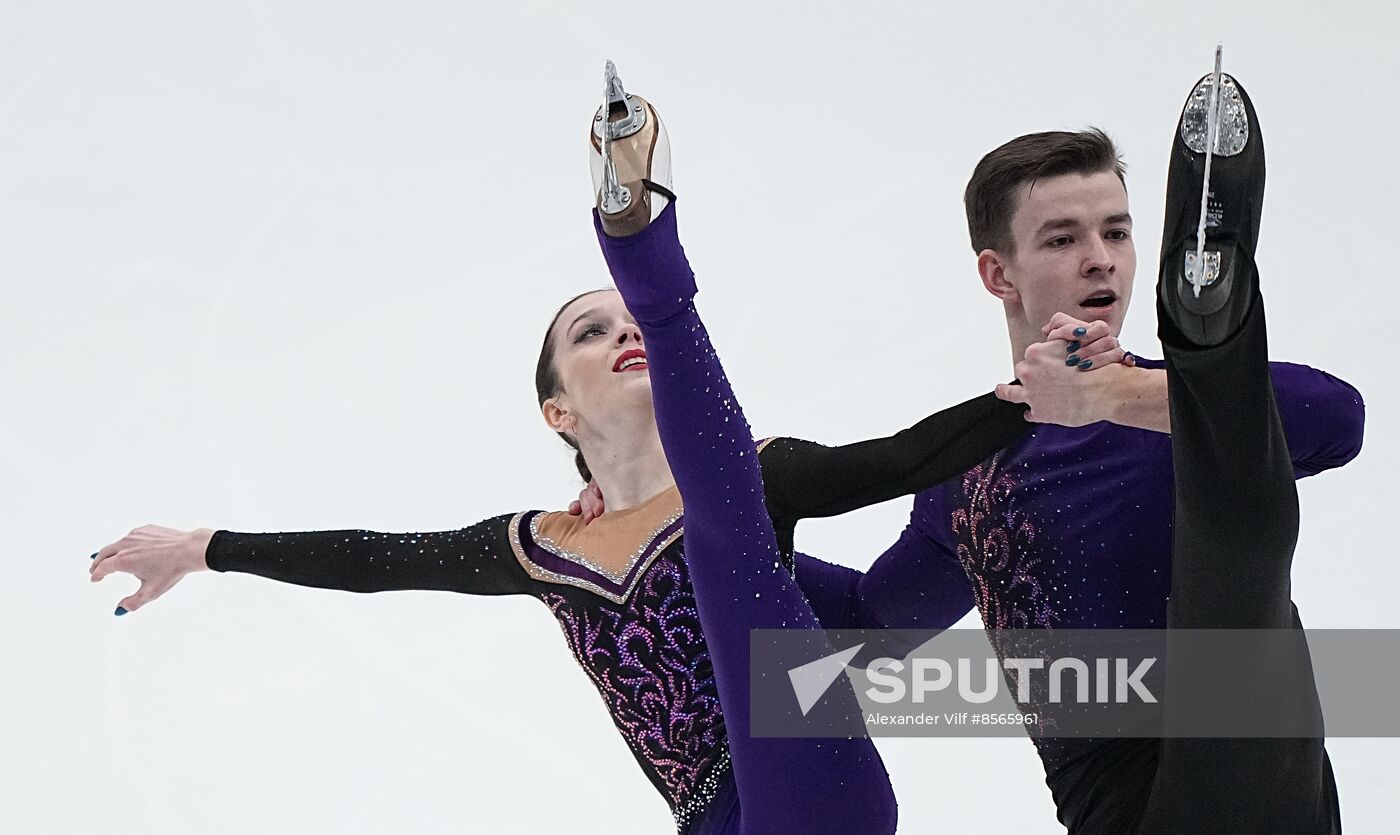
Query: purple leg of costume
[[595, 203, 898, 835]]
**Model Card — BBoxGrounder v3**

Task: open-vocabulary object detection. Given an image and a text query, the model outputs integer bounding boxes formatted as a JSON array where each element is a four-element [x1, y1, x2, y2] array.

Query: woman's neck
[[578, 418, 675, 512]]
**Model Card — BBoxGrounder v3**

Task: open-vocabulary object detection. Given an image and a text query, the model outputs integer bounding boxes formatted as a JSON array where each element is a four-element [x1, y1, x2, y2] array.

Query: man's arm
[[1269, 361, 1366, 476], [1011, 355, 1365, 477], [1116, 358, 1365, 477], [1099, 362, 1172, 433], [1000, 313, 1365, 477], [793, 499, 976, 661]]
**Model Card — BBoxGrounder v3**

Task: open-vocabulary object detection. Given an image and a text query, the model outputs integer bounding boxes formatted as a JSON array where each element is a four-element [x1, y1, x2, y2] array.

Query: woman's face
[[542, 289, 653, 440]]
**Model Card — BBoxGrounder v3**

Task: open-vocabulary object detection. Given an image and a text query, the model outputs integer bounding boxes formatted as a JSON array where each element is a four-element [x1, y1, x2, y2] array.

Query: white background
[[5, 1, 1397, 832]]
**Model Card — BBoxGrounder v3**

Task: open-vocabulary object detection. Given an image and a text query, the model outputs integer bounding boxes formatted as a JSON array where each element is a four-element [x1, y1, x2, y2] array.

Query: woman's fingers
[[579, 481, 606, 524], [90, 526, 158, 573], [995, 383, 1029, 405], [89, 538, 127, 575], [97, 553, 182, 614], [115, 584, 149, 615], [90, 552, 131, 583], [1041, 312, 1080, 337], [90, 526, 210, 615], [1046, 318, 1112, 346], [116, 574, 179, 615], [1073, 334, 1116, 359], [1068, 335, 1125, 369], [1038, 319, 1132, 371]]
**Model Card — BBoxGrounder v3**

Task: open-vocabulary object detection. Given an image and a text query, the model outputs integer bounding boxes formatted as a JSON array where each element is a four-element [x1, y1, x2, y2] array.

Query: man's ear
[[542, 397, 575, 435], [978, 249, 1020, 304]]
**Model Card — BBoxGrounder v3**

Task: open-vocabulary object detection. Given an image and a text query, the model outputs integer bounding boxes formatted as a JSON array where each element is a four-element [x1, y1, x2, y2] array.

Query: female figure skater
[[89, 65, 1105, 832]]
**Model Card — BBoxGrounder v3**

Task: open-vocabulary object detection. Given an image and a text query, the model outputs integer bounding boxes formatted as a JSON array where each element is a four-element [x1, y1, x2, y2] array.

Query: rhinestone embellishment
[[1181, 73, 1249, 157], [508, 509, 686, 604], [531, 509, 683, 584], [672, 746, 732, 831]]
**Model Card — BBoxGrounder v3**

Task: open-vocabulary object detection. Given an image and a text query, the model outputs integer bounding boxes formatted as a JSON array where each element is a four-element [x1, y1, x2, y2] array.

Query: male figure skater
[[897, 67, 1357, 832]]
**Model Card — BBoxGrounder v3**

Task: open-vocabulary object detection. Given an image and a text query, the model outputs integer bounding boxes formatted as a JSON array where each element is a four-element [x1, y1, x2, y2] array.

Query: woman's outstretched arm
[[89, 515, 526, 614]]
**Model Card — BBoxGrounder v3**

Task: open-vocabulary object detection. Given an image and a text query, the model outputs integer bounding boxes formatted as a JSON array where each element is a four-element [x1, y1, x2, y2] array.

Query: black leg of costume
[[1137, 268, 1342, 833]]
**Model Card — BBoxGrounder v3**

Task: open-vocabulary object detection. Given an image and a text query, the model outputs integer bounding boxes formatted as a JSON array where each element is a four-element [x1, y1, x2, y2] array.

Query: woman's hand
[[89, 525, 215, 615], [995, 313, 1136, 427], [566, 481, 607, 524], [1040, 313, 1134, 369]]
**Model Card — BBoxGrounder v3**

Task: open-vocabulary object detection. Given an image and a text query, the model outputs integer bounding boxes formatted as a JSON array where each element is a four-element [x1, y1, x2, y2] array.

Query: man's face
[[997, 170, 1136, 337]]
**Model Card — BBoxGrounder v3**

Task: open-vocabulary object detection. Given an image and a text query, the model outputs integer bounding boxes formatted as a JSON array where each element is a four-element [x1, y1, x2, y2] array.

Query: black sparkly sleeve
[[759, 391, 1030, 527], [205, 514, 527, 596]]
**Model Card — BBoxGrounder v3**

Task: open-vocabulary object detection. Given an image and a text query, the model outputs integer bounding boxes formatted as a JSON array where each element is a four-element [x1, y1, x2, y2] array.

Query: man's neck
[[1007, 321, 1039, 378]]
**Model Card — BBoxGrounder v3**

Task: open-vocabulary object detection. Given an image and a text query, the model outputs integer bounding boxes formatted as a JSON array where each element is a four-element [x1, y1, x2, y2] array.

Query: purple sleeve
[[793, 525, 973, 634], [1132, 356, 1364, 478], [1267, 361, 1365, 478], [857, 516, 974, 631], [793, 494, 973, 664]]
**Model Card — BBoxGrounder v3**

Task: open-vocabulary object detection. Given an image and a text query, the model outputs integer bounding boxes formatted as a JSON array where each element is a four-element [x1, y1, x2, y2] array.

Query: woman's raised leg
[[590, 65, 897, 835]]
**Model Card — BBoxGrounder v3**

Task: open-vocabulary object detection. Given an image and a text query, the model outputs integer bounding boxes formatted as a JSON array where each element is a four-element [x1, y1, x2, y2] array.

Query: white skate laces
[[1184, 43, 1225, 298]]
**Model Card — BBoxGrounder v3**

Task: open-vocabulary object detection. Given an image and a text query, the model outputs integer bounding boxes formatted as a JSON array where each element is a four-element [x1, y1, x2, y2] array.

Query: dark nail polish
[[90, 552, 98, 560], [1079, 359, 1093, 370], [1066, 341, 1081, 353], [1066, 355, 1081, 366], [1073, 326, 1088, 337], [114, 606, 128, 617]]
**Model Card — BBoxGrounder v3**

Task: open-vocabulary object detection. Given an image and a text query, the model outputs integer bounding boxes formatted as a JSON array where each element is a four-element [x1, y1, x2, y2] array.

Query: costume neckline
[[508, 487, 684, 604]]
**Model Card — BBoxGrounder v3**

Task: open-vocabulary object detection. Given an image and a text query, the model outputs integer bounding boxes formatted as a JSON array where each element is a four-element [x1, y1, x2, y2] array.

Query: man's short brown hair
[[964, 128, 1126, 254]]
